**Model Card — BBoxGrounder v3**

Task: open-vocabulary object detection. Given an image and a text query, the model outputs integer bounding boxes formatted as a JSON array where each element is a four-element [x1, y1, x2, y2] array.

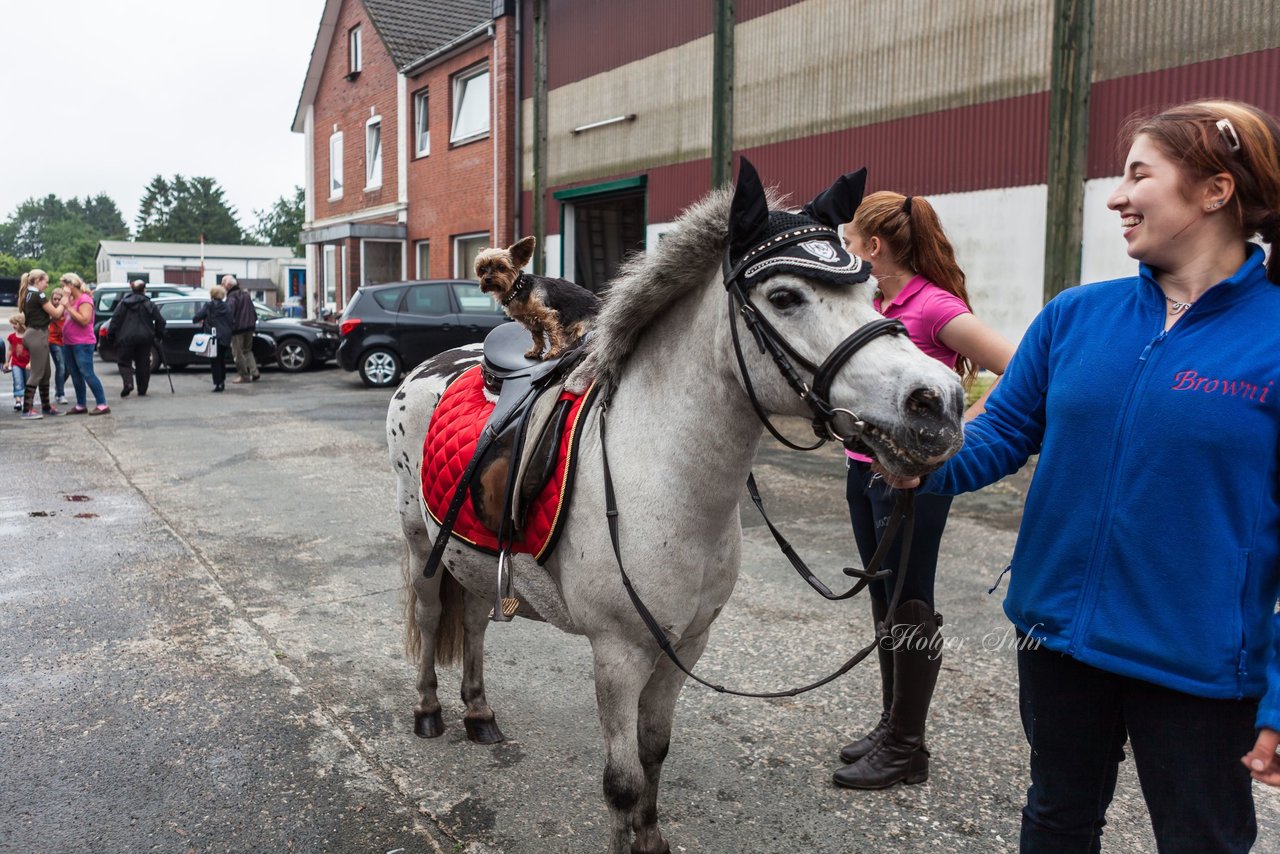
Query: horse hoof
[[464, 716, 505, 744], [414, 709, 446, 738]]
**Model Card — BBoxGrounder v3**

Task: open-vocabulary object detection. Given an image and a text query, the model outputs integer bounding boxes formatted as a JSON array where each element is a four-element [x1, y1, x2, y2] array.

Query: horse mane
[[566, 184, 787, 394]]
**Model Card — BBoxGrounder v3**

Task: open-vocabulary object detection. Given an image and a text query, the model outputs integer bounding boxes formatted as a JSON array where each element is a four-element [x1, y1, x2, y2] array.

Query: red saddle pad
[[421, 364, 596, 562]]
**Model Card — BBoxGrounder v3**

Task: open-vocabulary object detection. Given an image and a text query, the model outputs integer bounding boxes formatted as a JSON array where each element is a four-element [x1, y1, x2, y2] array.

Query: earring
[[1208, 200, 1225, 210]]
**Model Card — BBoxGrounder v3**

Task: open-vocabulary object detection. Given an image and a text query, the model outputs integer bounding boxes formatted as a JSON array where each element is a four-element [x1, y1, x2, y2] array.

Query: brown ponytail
[[1123, 100, 1280, 284], [851, 192, 977, 386]]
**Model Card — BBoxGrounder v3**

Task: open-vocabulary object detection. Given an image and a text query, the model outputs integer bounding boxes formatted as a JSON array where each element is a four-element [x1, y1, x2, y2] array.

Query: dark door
[[396, 282, 466, 363], [572, 191, 645, 294]]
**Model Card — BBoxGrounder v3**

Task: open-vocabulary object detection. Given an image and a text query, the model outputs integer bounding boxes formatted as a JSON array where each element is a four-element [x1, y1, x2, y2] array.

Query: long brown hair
[[851, 192, 977, 385], [1121, 100, 1280, 283]]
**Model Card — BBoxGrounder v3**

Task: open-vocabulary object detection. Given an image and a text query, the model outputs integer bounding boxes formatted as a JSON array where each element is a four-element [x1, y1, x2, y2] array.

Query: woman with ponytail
[[15, 269, 66, 418], [885, 100, 1280, 850], [833, 192, 1015, 790]]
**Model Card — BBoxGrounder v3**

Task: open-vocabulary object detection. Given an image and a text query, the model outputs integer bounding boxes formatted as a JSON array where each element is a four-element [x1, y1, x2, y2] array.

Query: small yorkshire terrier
[[475, 236, 601, 360]]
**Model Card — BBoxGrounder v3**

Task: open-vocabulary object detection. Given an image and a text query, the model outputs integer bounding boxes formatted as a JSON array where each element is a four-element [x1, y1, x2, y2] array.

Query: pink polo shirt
[[62, 294, 98, 345], [848, 274, 969, 461]]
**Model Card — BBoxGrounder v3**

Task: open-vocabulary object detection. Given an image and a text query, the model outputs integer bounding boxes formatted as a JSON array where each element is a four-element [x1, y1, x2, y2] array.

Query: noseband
[[721, 239, 908, 451]]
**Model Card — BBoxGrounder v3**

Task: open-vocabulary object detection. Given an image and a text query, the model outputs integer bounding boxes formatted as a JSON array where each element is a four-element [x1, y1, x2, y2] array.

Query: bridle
[[721, 226, 909, 451], [598, 224, 922, 699]]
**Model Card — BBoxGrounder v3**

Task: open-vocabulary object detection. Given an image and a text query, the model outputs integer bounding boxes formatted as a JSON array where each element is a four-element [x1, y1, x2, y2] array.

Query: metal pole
[[531, 0, 548, 275], [1043, 0, 1094, 302], [711, 0, 735, 189]]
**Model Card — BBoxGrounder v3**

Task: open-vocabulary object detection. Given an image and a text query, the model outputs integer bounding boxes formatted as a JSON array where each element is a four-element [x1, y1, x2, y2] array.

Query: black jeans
[[116, 339, 153, 395], [1016, 635, 1258, 853], [846, 460, 953, 608], [210, 349, 226, 388]]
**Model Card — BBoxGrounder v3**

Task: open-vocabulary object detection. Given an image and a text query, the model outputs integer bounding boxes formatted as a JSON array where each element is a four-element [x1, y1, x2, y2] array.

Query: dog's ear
[[802, 167, 868, 229], [508, 236, 537, 270], [728, 157, 770, 261]]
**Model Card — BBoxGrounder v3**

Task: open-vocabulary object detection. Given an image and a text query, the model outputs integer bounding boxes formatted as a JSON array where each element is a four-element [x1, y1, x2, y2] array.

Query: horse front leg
[[632, 630, 709, 854], [591, 635, 656, 854], [460, 586, 504, 743]]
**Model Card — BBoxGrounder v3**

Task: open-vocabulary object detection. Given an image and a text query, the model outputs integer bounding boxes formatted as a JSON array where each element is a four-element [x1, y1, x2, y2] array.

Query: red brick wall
[[312, 0, 399, 222], [404, 18, 515, 279]]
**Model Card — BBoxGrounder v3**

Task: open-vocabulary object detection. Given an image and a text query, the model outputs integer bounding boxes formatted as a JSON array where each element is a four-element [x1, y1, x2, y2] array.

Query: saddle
[[421, 323, 598, 598]]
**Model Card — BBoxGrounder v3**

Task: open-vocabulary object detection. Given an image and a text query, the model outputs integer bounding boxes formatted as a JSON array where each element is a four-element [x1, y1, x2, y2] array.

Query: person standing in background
[[47, 287, 68, 405], [194, 285, 233, 392], [60, 273, 109, 415], [5, 313, 30, 413], [223, 275, 259, 384], [16, 268, 66, 418], [106, 280, 167, 398]]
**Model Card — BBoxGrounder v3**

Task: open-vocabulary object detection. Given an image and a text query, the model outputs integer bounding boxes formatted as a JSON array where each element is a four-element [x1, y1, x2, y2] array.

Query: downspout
[[513, 0, 522, 243], [532, 0, 547, 275], [711, 0, 735, 188], [490, 22, 499, 246], [1043, 0, 1094, 302]]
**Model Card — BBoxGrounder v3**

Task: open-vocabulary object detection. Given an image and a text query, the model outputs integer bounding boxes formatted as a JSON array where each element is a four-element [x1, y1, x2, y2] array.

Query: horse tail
[[401, 540, 465, 669], [435, 572, 465, 668], [402, 539, 422, 663]]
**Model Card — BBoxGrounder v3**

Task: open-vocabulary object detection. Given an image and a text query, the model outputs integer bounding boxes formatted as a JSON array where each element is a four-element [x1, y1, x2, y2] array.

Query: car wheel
[[358, 348, 401, 388], [149, 346, 162, 373], [276, 338, 313, 372]]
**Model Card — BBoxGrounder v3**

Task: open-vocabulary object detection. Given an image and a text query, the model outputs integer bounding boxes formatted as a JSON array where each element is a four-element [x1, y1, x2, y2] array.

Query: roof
[[292, 0, 493, 133], [96, 240, 298, 261]]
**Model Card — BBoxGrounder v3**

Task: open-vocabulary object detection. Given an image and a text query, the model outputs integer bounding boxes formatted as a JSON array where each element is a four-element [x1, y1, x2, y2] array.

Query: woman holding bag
[[193, 285, 232, 392]]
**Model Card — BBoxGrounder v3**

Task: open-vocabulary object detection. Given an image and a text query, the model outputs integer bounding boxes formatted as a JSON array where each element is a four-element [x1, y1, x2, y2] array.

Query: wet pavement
[[1, 361, 1276, 853]]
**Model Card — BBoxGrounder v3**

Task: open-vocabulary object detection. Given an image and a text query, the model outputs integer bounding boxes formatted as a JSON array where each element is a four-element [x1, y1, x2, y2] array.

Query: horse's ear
[[729, 157, 770, 260], [801, 167, 868, 229]]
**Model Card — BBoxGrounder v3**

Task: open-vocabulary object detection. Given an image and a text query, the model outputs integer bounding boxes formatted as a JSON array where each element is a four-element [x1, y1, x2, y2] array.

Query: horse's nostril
[[906, 386, 943, 417]]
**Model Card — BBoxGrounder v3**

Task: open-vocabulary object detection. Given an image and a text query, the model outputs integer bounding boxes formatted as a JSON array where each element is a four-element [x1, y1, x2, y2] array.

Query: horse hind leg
[[632, 630, 709, 854], [459, 585, 505, 744]]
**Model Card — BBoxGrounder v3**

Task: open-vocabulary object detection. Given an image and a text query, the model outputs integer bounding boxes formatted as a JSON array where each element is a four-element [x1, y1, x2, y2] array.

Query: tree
[[0, 192, 129, 283], [253, 186, 304, 255], [135, 174, 245, 244]]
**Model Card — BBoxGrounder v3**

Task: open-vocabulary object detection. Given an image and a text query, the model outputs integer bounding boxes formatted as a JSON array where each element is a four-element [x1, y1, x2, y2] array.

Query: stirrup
[[842, 565, 893, 581], [491, 550, 518, 622]]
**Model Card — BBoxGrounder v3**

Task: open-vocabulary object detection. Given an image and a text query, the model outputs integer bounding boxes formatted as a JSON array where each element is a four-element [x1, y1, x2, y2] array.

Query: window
[[450, 65, 490, 144], [403, 283, 451, 316], [329, 132, 344, 198], [371, 286, 407, 311], [158, 301, 196, 321], [453, 232, 490, 279], [348, 26, 362, 76], [415, 241, 431, 277], [365, 118, 382, 189], [413, 89, 430, 157], [125, 271, 149, 284], [451, 282, 503, 315]]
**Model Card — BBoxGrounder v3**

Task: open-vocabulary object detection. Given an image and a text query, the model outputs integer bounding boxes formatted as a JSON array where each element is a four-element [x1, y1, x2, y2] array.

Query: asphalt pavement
[[1, 358, 1277, 853]]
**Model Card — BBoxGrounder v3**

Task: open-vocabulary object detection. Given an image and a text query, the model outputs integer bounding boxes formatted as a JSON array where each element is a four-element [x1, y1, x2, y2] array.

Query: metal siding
[[1088, 48, 1280, 177]]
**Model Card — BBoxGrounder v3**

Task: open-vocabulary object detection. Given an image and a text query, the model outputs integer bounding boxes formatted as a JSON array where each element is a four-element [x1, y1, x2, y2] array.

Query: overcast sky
[[3, 0, 322, 234]]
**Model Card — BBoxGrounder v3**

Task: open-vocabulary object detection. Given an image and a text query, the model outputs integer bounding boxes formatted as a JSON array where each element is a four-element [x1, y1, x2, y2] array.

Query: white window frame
[[365, 117, 382, 190], [453, 232, 490, 279], [415, 240, 431, 278], [449, 64, 490, 145], [328, 131, 344, 199], [413, 89, 430, 157], [348, 26, 362, 75]]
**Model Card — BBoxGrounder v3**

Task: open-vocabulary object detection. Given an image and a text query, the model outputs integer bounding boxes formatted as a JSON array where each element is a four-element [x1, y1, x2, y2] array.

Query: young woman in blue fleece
[[887, 100, 1280, 852]]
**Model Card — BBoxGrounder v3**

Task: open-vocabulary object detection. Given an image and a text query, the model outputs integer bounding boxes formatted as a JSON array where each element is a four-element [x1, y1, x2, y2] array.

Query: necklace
[[1165, 295, 1194, 315]]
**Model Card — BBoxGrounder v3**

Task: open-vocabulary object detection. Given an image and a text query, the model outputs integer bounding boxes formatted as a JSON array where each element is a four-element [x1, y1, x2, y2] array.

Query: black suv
[[336, 279, 506, 387], [93, 283, 196, 322]]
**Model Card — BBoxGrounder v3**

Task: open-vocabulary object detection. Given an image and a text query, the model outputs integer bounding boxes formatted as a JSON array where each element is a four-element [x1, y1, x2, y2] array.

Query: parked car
[[92, 283, 197, 323], [97, 296, 276, 372], [336, 279, 507, 387], [0, 276, 18, 307], [256, 305, 340, 372]]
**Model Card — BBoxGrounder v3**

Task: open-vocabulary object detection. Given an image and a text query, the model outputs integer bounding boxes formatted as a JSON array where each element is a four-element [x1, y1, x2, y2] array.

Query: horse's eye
[[766, 289, 803, 310]]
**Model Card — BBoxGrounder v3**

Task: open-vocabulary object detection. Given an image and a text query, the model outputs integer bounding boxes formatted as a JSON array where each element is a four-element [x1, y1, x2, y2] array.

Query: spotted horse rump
[[421, 364, 599, 561]]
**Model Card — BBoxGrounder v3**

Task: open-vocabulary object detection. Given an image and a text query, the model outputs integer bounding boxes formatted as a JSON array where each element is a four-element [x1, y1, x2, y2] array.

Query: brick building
[[293, 0, 515, 316]]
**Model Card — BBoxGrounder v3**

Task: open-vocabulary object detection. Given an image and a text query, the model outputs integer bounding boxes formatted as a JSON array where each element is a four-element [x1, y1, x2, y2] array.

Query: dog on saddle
[[475, 235, 601, 360]]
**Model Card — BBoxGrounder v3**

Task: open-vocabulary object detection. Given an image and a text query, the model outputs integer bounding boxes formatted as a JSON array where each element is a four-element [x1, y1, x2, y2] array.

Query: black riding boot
[[839, 597, 892, 763], [833, 599, 942, 789]]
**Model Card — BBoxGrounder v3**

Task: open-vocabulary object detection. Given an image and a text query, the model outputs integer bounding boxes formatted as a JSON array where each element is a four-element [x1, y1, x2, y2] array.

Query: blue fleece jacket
[[926, 245, 1280, 730]]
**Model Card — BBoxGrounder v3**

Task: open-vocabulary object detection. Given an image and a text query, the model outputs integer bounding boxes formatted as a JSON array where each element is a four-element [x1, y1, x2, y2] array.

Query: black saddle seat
[[482, 322, 588, 394]]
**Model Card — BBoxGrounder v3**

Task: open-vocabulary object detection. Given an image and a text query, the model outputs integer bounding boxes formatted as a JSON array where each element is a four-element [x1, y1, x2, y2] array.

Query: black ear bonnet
[[725, 157, 872, 291]]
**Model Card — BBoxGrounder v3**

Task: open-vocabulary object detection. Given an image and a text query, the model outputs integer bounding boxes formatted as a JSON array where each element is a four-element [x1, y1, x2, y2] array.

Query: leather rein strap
[[600, 400, 916, 698]]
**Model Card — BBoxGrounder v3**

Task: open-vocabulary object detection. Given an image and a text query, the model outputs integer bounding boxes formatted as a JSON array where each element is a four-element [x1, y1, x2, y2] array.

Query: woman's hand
[[1242, 728, 1280, 786], [870, 462, 922, 490]]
